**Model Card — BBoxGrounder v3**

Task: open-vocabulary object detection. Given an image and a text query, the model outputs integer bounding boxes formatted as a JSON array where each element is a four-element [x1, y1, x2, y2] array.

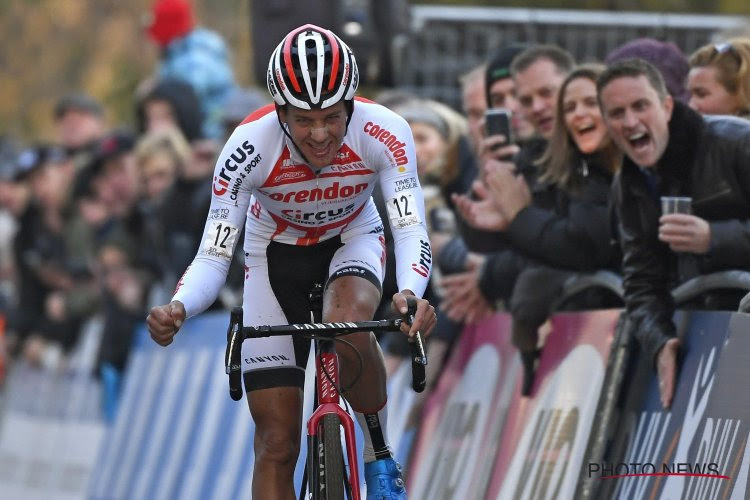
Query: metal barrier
[[395, 5, 749, 108], [559, 270, 624, 305], [671, 269, 750, 305]]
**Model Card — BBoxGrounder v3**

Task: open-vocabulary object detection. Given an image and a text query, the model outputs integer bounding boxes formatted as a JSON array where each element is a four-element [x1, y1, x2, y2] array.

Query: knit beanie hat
[[485, 43, 529, 107], [605, 38, 690, 103], [146, 0, 195, 48], [396, 105, 450, 140]]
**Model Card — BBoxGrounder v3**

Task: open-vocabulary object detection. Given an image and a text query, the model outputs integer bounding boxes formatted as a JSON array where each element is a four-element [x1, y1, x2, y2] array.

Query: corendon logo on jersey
[[213, 141, 258, 196], [411, 239, 432, 277], [266, 181, 368, 203], [363, 122, 408, 167]]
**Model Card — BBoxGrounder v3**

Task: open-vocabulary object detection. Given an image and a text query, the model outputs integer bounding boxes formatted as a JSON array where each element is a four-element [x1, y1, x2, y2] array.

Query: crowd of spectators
[[2, 4, 750, 420], [0, 0, 269, 419], [373, 34, 750, 407]]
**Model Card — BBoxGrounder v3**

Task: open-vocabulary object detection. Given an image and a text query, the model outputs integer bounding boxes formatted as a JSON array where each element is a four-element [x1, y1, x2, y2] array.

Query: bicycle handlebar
[[225, 305, 428, 401]]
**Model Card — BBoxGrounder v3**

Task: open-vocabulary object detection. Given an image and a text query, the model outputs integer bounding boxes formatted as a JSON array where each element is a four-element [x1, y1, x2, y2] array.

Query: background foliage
[[0, 0, 252, 143], [1, 0, 747, 143]]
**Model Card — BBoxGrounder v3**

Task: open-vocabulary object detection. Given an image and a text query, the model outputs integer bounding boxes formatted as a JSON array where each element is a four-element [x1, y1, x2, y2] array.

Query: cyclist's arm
[[376, 116, 432, 298], [172, 134, 255, 318]]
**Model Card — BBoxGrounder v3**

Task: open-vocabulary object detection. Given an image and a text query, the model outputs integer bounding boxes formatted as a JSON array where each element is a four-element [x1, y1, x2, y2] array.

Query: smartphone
[[485, 108, 514, 147]]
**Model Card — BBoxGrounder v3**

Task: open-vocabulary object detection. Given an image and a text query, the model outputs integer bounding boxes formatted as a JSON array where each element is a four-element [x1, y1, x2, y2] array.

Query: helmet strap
[[275, 104, 312, 165]]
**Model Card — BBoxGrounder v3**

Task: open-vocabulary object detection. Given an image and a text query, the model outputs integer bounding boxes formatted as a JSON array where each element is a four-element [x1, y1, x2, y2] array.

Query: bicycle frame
[[307, 339, 360, 499], [224, 306, 427, 499]]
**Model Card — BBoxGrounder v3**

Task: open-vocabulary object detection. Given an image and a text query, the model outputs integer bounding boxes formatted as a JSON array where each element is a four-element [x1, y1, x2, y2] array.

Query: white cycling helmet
[[267, 24, 359, 110]]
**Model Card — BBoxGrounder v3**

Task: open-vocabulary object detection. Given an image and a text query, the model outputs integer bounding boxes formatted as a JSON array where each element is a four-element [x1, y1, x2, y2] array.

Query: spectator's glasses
[[713, 42, 741, 65]]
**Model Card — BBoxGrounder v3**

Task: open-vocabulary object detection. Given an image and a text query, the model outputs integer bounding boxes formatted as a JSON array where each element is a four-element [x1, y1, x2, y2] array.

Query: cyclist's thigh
[[242, 234, 343, 392]]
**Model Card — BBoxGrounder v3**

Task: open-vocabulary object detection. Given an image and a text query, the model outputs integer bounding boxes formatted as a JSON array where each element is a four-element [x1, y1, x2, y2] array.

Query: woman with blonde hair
[[688, 37, 750, 118], [135, 127, 191, 205]]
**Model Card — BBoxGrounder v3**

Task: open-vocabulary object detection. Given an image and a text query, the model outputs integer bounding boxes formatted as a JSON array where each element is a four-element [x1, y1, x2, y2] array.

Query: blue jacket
[[159, 28, 236, 140]]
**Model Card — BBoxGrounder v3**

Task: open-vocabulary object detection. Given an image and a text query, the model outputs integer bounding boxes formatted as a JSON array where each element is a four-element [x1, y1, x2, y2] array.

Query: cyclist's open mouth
[[308, 141, 333, 161]]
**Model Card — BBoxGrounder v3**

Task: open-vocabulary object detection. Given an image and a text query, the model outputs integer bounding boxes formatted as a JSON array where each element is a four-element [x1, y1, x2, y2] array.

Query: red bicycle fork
[[307, 350, 361, 500]]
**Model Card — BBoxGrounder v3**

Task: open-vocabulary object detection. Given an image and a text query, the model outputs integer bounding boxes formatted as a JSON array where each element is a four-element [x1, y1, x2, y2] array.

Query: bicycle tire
[[316, 413, 346, 500]]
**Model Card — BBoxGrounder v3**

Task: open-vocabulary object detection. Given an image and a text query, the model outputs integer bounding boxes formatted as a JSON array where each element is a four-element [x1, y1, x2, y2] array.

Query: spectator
[[136, 77, 204, 143], [377, 100, 467, 374], [135, 127, 191, 206], [7, 145, 88, 368], [687, 37, 750, 118], [450, 64, 621, 395], [512, 45, 576, 142], [459, 64, 488, 158], [221, 86, 270, 140], [435, 64, 496, 263], [145, 0, 236, 140], [605, 37, 690, 103], [53, 93, 108, 170], [440, 45, 576, 325], [598, 58, 750, 409], [0, 137, 21, 303], [485, 43, 535, 142], [95, 238, 150, 421]]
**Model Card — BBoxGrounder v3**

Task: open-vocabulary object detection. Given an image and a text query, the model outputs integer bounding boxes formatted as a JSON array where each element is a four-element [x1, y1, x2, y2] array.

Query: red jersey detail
[[240, 104, 276, 126], [261, 147, 316, 188], [332, 144, 363, 164]]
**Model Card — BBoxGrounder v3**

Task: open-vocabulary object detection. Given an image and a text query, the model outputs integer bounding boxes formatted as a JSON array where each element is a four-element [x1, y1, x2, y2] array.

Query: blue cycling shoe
[[364, 457, 407, 499]]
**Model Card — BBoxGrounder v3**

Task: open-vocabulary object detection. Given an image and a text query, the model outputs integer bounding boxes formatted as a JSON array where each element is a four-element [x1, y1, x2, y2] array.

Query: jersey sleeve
[[171, 131, 258, 317], [374, 113, 432, 298]]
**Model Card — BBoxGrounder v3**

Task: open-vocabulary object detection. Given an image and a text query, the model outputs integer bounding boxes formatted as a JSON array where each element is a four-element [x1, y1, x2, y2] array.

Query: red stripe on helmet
[[283, 25, 314, 94], [325, 31, 340, 92]]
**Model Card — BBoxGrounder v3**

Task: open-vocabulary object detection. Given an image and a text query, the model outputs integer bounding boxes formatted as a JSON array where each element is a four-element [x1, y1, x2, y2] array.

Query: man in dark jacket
[[599, 58, 750, 409]]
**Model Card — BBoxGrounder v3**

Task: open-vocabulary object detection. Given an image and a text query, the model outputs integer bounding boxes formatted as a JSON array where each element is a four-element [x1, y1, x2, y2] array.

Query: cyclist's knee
[[324, 278, 379, 322], [254, 426, 300, 466]]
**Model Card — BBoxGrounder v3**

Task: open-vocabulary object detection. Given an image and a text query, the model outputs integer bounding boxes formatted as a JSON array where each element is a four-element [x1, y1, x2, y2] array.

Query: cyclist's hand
[[147, 300, 186, 346], [392, 291, 436, 339]]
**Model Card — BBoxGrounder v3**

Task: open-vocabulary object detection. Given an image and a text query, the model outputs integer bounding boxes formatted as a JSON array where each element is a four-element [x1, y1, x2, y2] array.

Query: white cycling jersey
[[173, 99, 432, 318]]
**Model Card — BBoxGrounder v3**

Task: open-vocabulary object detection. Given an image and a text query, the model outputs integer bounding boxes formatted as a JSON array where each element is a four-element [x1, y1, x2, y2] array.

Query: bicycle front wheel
[[316, 413, 346, 500]]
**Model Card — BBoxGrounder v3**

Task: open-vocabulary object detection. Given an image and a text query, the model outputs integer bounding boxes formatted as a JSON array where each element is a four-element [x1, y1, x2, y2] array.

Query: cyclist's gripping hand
[[392, 290, 436, 339], [147, 300, 186, 346]]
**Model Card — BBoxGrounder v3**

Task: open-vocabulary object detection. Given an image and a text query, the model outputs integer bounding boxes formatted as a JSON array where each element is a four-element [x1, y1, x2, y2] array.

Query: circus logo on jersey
[[281, 203, 356, 225], [411, 239, 432, 277], [214, 140, 259, 196], [213, 174, 229, 196], [363, 121, 408, 167]]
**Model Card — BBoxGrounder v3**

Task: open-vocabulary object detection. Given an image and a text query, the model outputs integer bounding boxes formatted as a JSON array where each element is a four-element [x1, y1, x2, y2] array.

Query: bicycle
[[224, 283, 428, 500]]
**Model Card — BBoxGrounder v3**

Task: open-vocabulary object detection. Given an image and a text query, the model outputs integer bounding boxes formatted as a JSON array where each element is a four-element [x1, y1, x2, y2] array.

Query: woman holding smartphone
[[450, 64, 623, 395]]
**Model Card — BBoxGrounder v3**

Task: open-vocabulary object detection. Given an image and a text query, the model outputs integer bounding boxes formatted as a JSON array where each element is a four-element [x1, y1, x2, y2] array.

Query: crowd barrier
[[0, 362, 105, 499], [406, 310, 621, 499], [4, 304, 750, 498], [581, 311, 750, 500]]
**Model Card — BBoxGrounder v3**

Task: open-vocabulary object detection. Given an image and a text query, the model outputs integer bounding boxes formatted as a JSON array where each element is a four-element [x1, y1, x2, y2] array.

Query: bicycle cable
[[308, 334, 364, 399]]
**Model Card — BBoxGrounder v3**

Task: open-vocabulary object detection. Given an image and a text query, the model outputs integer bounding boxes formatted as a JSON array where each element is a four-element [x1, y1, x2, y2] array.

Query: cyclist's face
[[280, 102, 348, 169]]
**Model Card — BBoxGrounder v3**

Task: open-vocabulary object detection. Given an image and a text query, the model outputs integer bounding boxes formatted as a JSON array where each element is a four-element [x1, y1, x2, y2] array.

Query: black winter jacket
[[478, 148, 620, 301], [613, 102, 750, 363]]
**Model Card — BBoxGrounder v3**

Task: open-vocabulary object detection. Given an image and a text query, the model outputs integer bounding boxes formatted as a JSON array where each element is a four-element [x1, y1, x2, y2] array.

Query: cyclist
[[146, 24, 436, 499]]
